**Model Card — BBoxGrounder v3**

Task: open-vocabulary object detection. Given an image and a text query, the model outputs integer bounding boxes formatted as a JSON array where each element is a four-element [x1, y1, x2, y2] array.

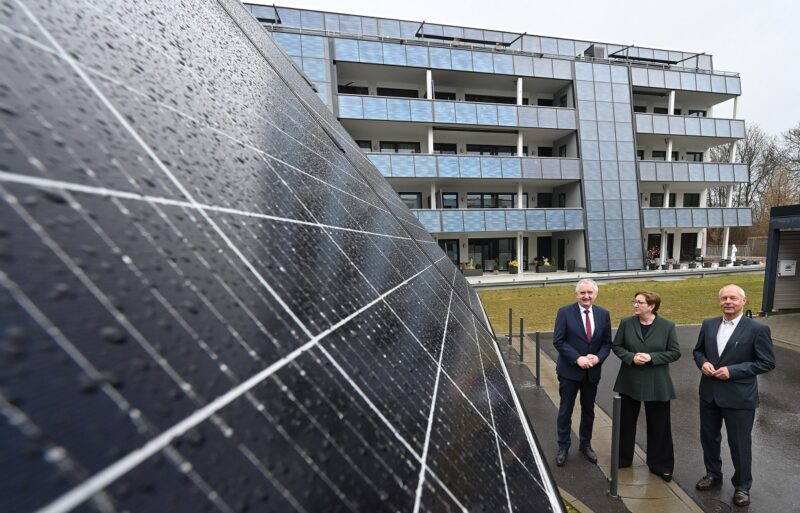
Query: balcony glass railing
[[368, 154, 580, 180], [642, 207, 752, 229], [338, 95, 577, 129], [411, 208, 584, 233], [638, 161, 748, 183], [630, 67, 740, 95], [635, 114, 745, 139]]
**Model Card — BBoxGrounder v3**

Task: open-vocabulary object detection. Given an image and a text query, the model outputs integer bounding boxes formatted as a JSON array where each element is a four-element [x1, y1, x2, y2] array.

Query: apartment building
[[244, 3, 750, 272]]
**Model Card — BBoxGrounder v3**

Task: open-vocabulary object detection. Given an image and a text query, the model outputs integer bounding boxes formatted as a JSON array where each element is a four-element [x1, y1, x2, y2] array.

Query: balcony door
[[438, 239, 459, 268]]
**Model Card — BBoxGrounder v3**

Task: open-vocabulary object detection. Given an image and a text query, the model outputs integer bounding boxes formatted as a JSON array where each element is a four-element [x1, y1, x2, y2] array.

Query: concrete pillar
[[672, 230, 681, 262], [517, 131, 523, 156], [668, 90, 676, 115], [428, 127, 434, 154], [660, 185, 670, 265], [666, 138, 673, 162], [430, 182, 437, 210], [729, 96, 739, 164], [517, 232, 524, 273], [426, 69, 433, 100], [517, 182, 524, 208], [517, 77, 523, 105]]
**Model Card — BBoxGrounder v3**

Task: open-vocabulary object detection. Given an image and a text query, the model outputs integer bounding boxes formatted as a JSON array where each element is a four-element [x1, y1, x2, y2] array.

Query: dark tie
[[584, 309, 592, 342]]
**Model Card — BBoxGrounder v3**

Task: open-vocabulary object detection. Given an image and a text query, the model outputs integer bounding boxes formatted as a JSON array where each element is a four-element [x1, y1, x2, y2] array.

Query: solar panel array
[[0, 0, 562, 512]]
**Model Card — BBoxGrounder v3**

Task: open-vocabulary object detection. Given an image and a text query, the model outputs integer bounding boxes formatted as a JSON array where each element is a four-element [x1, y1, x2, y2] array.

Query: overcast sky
[[260, 0, 799, 136]]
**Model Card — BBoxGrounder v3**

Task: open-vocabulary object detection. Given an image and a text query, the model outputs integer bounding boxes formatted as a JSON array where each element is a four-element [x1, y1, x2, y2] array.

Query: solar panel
[[0, 1, 562, 512]]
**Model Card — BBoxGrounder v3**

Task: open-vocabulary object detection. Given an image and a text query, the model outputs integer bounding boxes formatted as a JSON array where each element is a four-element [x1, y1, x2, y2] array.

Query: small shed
[[762, 205, 800, 313]]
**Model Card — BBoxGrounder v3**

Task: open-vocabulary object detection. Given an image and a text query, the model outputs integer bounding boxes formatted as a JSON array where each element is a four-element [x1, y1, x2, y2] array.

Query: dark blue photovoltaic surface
[[0, 1, 561, 512]]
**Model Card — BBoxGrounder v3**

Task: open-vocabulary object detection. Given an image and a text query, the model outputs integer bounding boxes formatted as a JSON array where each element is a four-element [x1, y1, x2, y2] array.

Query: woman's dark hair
[[635, 290, 661, 314]]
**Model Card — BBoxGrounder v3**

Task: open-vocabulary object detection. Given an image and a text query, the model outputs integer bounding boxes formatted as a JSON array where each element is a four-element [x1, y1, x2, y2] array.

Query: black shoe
[[556, 448, 568, 467], [579, 446, 597, 464], [733, 490, 750, 507], [695, 475, 723, 490], [650, 468, 673, 482]]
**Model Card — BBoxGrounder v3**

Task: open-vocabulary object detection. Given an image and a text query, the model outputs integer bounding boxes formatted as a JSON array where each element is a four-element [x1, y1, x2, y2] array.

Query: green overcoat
[[612, 315, 681, 401]]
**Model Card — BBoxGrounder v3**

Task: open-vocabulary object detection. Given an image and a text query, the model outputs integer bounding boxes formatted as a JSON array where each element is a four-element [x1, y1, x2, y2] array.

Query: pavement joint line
[[510, 334, 705, 513]]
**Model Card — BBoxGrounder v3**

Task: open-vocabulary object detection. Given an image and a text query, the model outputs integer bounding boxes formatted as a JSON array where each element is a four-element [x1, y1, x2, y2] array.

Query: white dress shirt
[[716, 313, 743, 356]]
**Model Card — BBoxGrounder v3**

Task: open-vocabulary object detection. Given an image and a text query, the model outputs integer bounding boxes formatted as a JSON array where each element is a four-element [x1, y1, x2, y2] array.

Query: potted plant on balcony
[[508, 260, 519, 274], [537, 257, 556, 273], [646, 246, 660, 270], [492, 264, 499, 275], [461, 258, 483, 277]]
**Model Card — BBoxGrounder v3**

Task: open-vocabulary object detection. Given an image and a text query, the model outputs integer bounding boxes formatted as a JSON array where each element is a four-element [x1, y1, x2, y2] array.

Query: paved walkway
[[500, 315, 800, 513]]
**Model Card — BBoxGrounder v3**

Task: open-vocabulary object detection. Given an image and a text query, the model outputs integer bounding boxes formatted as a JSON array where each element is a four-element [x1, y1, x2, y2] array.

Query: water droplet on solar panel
[[179, 461, 193, 473], [130, 409, 142, 420], [28, 157, 46, 173], [180, 382, 193, 392], [44, 447, 67, 463], [122, 255, 132, 264], [100, 326, 127, 345], [222, 427, 234, 438]]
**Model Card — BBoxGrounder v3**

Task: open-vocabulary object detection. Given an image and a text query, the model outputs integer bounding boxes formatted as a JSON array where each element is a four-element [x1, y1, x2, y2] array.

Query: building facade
[[244, 3, 751, 272]]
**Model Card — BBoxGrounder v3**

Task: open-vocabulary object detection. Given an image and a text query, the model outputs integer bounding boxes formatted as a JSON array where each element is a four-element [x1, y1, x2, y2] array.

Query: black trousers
[[700, 398, 755, 492], [618, 393, 674, 474], [556, 374, 597, 449]]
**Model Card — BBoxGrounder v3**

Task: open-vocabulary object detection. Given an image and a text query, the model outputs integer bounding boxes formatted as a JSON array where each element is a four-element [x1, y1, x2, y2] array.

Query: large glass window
[[651, 150, 666, 161], [465, 93, 518, 105], [434, 91, 456, 101], [467, 238, 528, 271], [376, 87, 418, 98], [537, 98, 554, 107], [688, 110, 707, 117], [650, 192, 676, 207], [538, 146, 553, 157], [537, 192, 552, 208], [636, 150, 645, 160], [466, 144, 520, 156], [356, 140, 372, 152], [685, 151, 703, 162], [380, 141, 421, 153], [433, 143, 457, 154], [653, 107, 669, 115], [633, 105, 647, 113], [466, 193, 527, 208], [399, 192, 422, 209], [683, 193, 701, 207], [338, 84, 368, 95], [440, 193, 458, 208]]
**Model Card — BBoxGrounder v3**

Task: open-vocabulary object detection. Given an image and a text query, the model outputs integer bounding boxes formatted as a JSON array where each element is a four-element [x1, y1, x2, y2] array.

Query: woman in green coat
[[613, 290, 681, 482]]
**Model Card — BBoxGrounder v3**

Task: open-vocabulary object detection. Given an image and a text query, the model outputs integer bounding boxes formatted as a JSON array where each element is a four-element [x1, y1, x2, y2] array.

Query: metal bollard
[[535, 332, 541, 388], [519, 318, 524, 362], [609, 394, 621, 498], [508, 308, 513, 344]]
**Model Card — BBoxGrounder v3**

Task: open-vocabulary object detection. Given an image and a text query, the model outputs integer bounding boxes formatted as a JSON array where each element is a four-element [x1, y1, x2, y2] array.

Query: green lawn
[[479, 273, 765, 333]]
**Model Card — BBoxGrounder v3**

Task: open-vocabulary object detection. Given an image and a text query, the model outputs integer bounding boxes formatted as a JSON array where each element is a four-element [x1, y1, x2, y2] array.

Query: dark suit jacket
[[693, 316, 776, 409], [553, 303, 612, 383]]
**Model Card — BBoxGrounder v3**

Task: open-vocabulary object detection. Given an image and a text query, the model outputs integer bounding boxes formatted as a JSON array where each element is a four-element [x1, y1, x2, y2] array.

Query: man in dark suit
[[693, 284, 775, 507], [553, 278, 612, 466]]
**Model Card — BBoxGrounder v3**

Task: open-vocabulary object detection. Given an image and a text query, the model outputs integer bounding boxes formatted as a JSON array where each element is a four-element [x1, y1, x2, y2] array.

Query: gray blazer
[[612, 315, 681, 402], [692, 316, 776, 409]]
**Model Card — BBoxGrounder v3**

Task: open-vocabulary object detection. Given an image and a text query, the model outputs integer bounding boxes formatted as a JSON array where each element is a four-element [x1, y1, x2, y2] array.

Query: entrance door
[[537, 236, 552, 262], [438, 239, 459, 267], [557, 239, 566, 270], [680, 233, 698, 261]]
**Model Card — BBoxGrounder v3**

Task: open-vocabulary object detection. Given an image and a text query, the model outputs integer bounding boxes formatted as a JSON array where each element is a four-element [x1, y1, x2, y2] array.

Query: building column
[[721, 185, 734, 260], [672, 229, 681, 263], [668, 90, 676, 115], [660, 184, 670, 265], [430, 182, 437, 209], [516, 77, 523, 105], [666, 138, 674, 162], [517, 182, 524, 209], [428, 127, 434, 154], [517, 232, 524, 273], [517, 131, 523, 156], [426, 69, 433, 100]]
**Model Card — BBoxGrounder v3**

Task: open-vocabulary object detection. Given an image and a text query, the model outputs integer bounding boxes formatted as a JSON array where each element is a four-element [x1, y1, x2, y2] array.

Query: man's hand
[[701, 362, 716, 376], [712, 366, 730, 380], [632, 353, 652, 365], [576, 356, 593, 369], [586, 354, 599, 366]]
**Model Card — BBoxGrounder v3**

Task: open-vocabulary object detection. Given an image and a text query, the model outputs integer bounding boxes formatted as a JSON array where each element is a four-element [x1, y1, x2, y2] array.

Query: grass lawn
[[479, 273, 765, 333]]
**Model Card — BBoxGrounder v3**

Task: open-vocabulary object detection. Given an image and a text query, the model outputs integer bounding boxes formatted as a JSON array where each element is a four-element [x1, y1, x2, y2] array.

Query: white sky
[[258, 0, 799, 136]]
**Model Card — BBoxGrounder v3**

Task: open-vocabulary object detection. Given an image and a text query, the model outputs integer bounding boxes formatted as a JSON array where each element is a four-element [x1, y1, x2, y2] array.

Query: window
[[356, 140, 372, 152], [685, 151, 704, 162], [650, 192, 676, 207], [537, 193, 553, 208], [558, 193, 566, 208], [651, 150, 667, 161], [433, 143, 457, 154], [434, 91, 456, 101], [440, 193, 458, 209], [683, 193, 701, 207], [466, 193, 527, 208], [633, 105, 647, 113], [688, 110, 707, 117], [537, 98, 554, 107], [380, 141, 421, 153], [376, 87, 418, 98], [465, 93, 517, 104], [338, 84, 368, 95], [558, 145, 567, 157], [466, 144, 519, 156], [653, 107, 669, 115], [673, 108, 682, 115], [672, 151, 679, 161], [559, 95, 568, 107], [636, 150, 645, 160], [399, 192, 422, 209], [538, 146, 553, 157]]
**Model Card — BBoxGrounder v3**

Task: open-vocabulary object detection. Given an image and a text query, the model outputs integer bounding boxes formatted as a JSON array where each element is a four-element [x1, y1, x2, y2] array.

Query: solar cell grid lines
[[0, 0, 561, 512]]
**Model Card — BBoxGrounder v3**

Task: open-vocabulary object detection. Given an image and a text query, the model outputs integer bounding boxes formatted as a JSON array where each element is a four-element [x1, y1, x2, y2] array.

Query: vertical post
[[535, 331, 541, 388], [609, 394, 621, 497], [508, 308, 513, 343], [519, 317, 524, 362]]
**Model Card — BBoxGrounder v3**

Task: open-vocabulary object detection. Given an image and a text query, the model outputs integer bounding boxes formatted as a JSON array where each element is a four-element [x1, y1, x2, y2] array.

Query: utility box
[[778, 260, 797, 277]]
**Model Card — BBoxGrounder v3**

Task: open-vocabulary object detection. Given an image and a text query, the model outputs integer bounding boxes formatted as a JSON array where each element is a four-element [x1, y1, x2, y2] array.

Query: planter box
[[509, 267, 519, 274], [462, 269, 483, 277], [647, 263, 659, 270], [537, 265, 556, 273], [703, 262, 713, 268]]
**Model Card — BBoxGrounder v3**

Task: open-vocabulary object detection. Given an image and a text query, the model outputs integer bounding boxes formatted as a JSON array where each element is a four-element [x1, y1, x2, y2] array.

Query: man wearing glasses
[[552, 278, 613, 467], [693, 284, 776, 507]]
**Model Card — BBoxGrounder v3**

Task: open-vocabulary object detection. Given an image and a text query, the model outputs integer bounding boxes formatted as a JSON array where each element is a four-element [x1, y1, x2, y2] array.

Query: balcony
[[337, 95, 577, 129], [642, 207, 752, 229], [638, 161, 748, 183], [635, 113, 745, 140], [630, 67, 741, 96], [412, 208, 584, 233], [368, 154, 580, 180]]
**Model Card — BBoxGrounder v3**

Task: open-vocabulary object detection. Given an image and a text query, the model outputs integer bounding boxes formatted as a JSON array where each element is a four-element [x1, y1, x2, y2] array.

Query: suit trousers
[[617, 394, 674, 473], [700, 398, 755, 492], [557, 373, 597, 449]]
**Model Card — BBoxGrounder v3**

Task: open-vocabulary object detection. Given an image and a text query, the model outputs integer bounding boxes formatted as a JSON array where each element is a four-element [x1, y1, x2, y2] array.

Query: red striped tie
[[584, 309, 592, 342]]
